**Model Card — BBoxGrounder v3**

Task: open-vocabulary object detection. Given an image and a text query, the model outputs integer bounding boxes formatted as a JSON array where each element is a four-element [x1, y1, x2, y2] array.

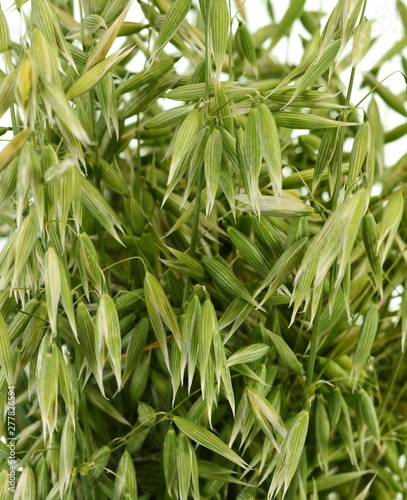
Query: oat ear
[[2, 0, 406, 497], [150, 0, 192, 62]]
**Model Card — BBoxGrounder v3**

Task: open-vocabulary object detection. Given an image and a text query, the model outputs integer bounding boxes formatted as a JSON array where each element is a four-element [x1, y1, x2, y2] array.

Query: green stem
[[182, 3, 211, 304], [342, 6, 388, 486], [331, 0, 368, 209], [79, 391, 93, 456], [228, 0, 234, 81], [90, 90, 107, 270], [306, 294, 322, 393], [204, 9, 211, 106], [379, 349, 406, 424], [189, 167, 204, 260], [182, 166, 204, 304], [4, 52, 18, 135], [79, 0, 107, 280], [349, 348, 405, 498], [331, 67, 356, 210]]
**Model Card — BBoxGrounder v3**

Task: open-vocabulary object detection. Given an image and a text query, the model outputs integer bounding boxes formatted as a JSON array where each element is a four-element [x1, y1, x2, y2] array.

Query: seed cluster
[[0, 0, 406, 498]]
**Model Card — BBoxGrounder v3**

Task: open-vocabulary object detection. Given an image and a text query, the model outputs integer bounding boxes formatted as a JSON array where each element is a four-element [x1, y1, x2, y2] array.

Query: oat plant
[[0, 0, 407, 498]]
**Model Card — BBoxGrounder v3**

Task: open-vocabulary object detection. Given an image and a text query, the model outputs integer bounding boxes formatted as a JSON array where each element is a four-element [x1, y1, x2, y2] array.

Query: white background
[[0, 0, 406, 164]]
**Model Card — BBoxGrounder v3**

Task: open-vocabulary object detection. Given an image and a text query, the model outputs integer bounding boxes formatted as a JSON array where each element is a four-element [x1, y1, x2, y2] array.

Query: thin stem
[[79, 391, 93, 456], [189, 167, 205, 260], [331, 67, 356, 209], [329, 1, 369, 306], [228, 0, 234, 81], [204, 11, 211, 106], [182, 166, 204, 304], [90, 90, 107, 271], [378, 349, 406, 424], [306, 294, 323, 393], [4, 51, 18, 135], [352, 70, 406, 110], [182, 3, 211, 303], [331, 0, 368, 209], [349, 345, 404, 498]]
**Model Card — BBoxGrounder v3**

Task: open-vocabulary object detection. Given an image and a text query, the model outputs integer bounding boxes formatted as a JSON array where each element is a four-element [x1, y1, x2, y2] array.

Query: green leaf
[[173, 416, 248, 469]]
